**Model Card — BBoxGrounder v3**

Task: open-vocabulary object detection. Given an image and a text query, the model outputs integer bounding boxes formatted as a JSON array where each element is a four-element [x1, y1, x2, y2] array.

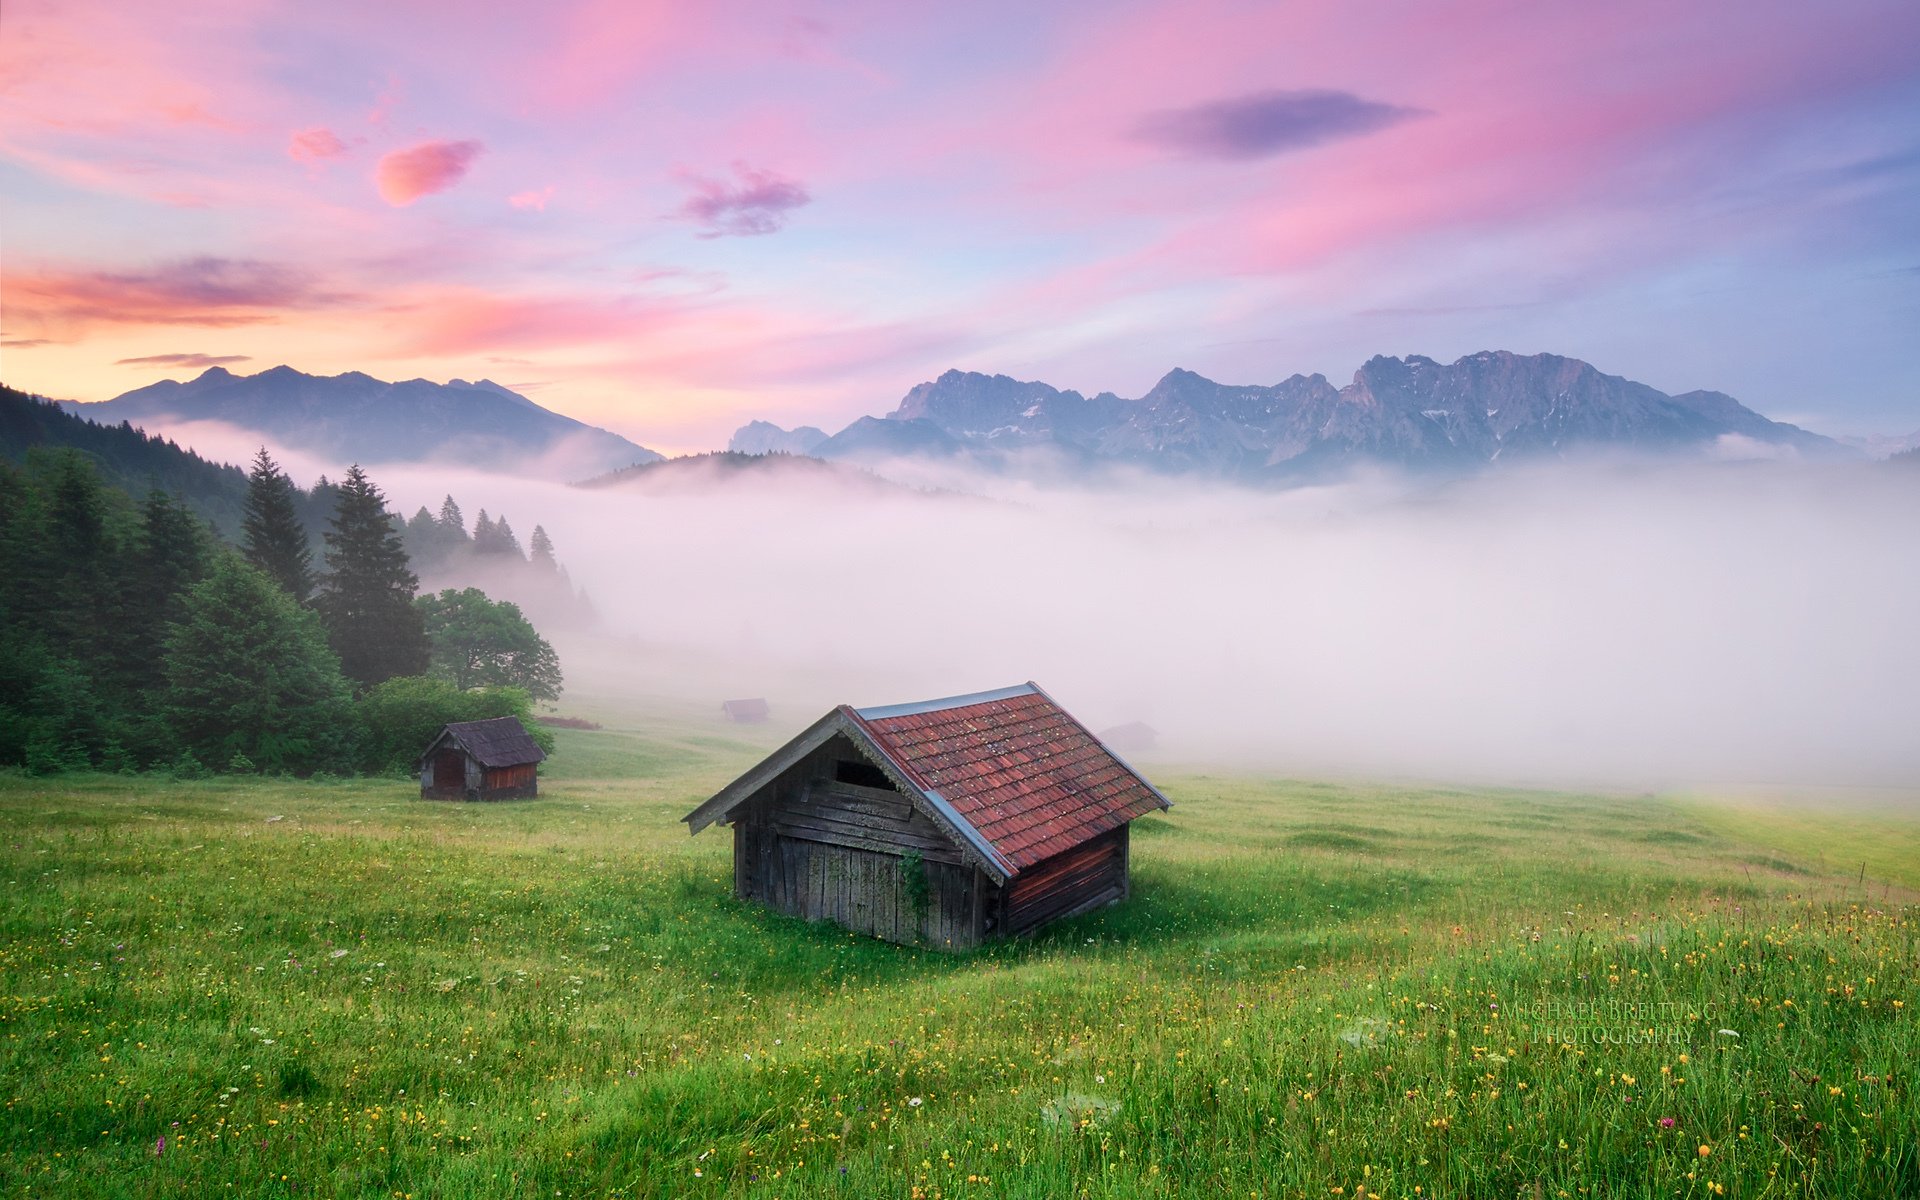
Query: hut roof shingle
[[427, 716, 547, 768], [847, 684, 1169, 873]]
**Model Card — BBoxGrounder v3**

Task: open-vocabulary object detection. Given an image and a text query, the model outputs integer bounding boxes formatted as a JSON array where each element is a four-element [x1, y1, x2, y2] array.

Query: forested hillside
[[1, 384, 252, 533]]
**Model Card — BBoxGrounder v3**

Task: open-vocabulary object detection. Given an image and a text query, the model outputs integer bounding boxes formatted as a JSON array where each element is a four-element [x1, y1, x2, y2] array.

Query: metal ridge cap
[[851, 682, 1039, 720]]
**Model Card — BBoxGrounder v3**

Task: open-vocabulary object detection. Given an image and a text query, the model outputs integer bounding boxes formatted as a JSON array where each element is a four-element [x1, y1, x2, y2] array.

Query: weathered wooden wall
[[481, 762, 538, 799], [419, 745, 538, 801], [998, 825, 1128, 937], [732, 734, 990, 948]]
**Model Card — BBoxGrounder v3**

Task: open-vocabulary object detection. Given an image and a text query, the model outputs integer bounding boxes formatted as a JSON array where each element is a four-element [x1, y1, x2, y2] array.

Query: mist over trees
[[400, 499, 595, 629]]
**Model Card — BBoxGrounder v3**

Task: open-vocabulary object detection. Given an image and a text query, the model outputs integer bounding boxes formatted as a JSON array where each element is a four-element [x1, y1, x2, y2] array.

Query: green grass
[[1, 704, 1915, 1198]]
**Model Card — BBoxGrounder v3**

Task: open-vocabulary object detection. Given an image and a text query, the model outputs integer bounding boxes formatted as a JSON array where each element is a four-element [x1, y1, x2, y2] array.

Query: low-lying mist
[[389, 456, 1919, 791], [146, 416, 1920, 791]]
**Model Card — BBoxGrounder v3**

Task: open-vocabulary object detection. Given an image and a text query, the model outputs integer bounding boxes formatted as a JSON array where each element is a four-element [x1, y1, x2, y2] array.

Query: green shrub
[[352, 675, 554, 775]]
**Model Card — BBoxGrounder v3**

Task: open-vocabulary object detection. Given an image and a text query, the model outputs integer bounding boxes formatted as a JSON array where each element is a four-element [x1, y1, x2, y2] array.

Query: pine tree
[[125, 491, 214, 694], [489, 516, 525, 559], [529, 525, 559, 573], [437, 495, 466, 536], [401, 506, 442, 572], [316, 464, 429, 687], [241, 448, 314, 603], [472, 510, 524, 558], [140, 491, 211, 609]]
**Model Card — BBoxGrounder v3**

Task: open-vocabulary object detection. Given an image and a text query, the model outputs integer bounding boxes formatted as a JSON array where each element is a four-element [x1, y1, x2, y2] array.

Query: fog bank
[[386, 457, 1916, 791]]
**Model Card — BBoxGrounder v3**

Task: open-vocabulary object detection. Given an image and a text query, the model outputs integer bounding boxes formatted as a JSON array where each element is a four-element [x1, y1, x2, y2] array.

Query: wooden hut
[[417, 716, 546, 801], [1098, 721, 1159, 755], [683, 682, 1171, 949], [721, 698, 771, 724]]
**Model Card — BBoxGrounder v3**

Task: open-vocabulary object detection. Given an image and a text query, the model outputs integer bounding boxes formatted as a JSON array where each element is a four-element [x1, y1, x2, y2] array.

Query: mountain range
[[731, 351, 1844, 480], [63, 366, 662, 480]]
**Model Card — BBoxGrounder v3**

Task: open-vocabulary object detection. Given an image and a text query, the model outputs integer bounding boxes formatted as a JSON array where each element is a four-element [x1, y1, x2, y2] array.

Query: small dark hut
[[1098, 721, 1159, 755], [417, 716, 546, 801], [683, 682, 1171, 949], [721, 698, 771, 724]]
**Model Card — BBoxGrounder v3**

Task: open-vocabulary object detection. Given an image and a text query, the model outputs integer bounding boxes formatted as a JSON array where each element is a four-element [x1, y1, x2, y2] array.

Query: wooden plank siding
[[999, 825, 1128, 937], [730, 733, 990, 948]]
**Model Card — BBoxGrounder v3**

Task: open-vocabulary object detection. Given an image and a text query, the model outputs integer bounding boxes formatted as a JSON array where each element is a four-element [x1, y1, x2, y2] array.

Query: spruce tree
[[316, 464, 429, 687], [401, 506, 442, 572], [241, 448, 314, 603], [488, 516, 525, 559], [529, 525, 558, 573], [126, 491, 213, 693], [437, 495, 466, 536]]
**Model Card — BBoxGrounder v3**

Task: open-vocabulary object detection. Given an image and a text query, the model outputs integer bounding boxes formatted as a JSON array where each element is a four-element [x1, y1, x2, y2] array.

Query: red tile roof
[[845, 683, 1170, 873]]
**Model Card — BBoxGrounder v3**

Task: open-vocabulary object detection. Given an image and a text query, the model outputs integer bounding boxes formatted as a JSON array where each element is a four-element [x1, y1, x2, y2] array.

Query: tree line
[[2, 385, 593, 628], [0, 446, 564, 777]]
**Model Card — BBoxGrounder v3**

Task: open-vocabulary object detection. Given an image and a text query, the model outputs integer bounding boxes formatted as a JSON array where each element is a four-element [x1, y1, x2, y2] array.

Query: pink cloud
[[508, 185, 556, 211], [288, 127, 349, 162], [6, 256, 352, 336], [374, 139, 483, 206]]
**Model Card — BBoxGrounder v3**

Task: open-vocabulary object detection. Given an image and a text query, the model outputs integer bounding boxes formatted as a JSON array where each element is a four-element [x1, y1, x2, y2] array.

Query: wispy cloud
[[114, 352, 253, 368], [10, 256, 349, 334], [508, 185, 556, 211], [1132, 88, 1426, 160], [677, 163, 810, 237], [288, 127, 349, 162], [375, 139, 484, 205]]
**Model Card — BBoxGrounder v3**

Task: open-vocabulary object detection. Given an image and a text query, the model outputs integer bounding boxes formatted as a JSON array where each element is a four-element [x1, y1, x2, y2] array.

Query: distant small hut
[[683, 682, 1171, 949], [721, 698, 771, 724], [418, 716, 546, 801], [1097, 721, 1159, 755]]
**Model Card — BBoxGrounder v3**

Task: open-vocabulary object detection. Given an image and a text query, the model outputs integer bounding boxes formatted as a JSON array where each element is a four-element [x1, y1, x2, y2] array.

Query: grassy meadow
[[1, 699, 1914, 1199]]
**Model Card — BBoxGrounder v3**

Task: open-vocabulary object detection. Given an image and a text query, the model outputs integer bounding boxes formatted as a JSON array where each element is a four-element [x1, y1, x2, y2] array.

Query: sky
[[3, 0, 1918, 452]]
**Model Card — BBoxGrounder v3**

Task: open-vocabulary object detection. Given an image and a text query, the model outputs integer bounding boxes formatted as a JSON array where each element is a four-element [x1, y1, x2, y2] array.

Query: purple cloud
[[677, 163, 810, 237], [115, 352, 253, 368], [1132, 88, 1426, 160]]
